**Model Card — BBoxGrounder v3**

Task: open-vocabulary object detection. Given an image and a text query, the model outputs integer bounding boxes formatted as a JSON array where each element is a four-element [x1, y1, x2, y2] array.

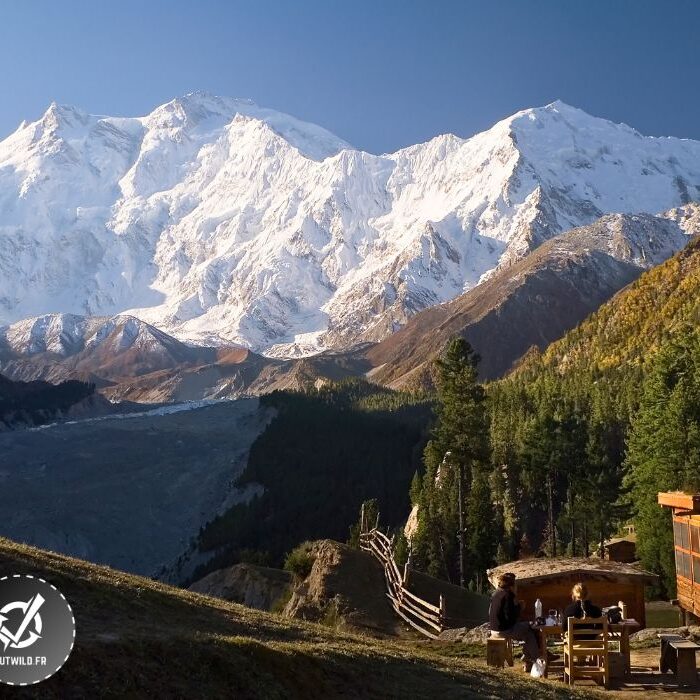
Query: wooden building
[[600, 536, 637, 563], [487, 558, 658, 628], [658, 491, 700, 619]]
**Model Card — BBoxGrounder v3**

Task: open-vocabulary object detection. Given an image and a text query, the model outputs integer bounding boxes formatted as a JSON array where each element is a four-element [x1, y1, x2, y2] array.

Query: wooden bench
[[669, 640, 699, 687], [659, 634, 699, 687], [486, 635, 514, 667]]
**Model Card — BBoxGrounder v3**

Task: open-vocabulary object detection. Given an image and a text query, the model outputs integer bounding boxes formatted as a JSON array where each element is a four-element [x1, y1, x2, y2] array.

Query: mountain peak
[[542, 99, 579, 112], [141, 93, 350, 159], [38, 101, 90, 132], [503, 99, 643, 141], [505, 100, 598, 126], [180, 91, 256, 108]]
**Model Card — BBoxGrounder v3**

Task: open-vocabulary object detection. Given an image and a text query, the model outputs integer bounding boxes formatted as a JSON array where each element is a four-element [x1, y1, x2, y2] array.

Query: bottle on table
[[535, 598, 543, 619]]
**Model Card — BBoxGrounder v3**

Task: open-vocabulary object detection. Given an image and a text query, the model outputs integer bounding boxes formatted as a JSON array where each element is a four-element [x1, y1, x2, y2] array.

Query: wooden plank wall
[[604, 541, 637, 563], [516, 574, 646, 627], [673, 514, 700, 619]]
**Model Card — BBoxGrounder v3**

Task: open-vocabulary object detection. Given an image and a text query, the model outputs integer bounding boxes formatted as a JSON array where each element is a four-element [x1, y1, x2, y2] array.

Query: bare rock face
[[282, 540, 404, 636], [404, 504, 420, 541], [189, 563, 293, 611]]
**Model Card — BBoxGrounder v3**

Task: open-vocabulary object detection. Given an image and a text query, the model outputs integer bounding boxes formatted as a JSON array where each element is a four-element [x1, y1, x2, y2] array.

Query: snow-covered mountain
[[1, 313, 198, 361], [366, 204, 700, 384], [0, 313, 229, 384], [1, 93, 699, 356]]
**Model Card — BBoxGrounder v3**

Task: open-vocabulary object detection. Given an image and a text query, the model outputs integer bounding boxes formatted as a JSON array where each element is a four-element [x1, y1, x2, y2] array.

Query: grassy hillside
[[0, 537, 596, 699], [517, 235, 700, 404]]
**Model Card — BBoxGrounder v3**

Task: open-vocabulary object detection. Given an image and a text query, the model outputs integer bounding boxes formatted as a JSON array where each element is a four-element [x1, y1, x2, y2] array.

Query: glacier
[[1, 92, 699, 356]]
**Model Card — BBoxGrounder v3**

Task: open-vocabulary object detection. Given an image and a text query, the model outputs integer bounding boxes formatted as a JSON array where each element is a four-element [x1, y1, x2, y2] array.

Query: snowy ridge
[[0, 95, 699, 356], [0, 313, 187, 358]]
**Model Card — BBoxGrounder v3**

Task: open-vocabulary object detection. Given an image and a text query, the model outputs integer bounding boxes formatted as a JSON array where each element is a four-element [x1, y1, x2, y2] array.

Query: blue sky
[[0, 0, 698, 152]]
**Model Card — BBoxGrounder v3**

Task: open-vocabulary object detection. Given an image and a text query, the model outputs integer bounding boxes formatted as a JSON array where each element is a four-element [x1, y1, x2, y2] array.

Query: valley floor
[[0, 399, 273, 577]]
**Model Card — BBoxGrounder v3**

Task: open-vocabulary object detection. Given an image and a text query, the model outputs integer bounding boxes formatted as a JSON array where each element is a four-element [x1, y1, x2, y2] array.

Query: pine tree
[[393, 528, 410, 568], [409, 470, 422, 505], [348, 498, 379, 548], [466, 470, 497, 591], [489, 382, 525, 561], [584, 416, 627, 556], [625, 328, 700, 596], [412, 338, 492, 584]]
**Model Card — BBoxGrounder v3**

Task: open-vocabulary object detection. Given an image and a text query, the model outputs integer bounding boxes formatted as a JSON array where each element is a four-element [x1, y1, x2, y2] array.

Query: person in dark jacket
[[563, 582, 602, 620], [489, 572, 541, 671], [563, 582, 603, 641]]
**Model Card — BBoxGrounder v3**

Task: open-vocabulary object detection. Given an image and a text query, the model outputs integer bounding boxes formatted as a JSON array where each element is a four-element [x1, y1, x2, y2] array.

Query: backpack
[[605, 606, 622, 624]]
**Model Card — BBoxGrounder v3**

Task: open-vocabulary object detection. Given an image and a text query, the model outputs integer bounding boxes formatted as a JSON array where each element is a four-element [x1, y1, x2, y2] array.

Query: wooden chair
[[563, 616, 610, 689]]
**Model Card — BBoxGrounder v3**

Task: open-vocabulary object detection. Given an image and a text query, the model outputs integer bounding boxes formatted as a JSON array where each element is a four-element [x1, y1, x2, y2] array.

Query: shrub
[[283, 542, 316, 579], [320, 600, 341, 628]]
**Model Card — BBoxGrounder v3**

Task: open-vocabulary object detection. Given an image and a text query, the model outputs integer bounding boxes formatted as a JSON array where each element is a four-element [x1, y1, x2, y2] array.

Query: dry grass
[[0, 538, 601, 699]]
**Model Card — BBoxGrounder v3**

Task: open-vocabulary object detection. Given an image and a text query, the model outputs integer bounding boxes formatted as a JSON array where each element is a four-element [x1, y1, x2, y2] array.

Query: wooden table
[[536, 620, 640, 679]]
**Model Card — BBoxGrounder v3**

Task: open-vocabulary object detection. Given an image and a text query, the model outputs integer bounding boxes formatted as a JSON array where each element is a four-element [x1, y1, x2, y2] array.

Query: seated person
[[563, 583, 603, 641], [563, 582, 602, 620], [489, 572, 541, 671]]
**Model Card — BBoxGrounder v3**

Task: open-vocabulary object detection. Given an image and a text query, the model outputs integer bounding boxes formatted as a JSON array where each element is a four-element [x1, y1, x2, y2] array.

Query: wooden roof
[[603, 535, 636, 546], [487, 557, 658, 586], [658, 491, 700, 513]]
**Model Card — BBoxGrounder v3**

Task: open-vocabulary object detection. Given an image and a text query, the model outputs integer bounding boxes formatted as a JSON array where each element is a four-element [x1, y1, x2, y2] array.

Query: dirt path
[[534, 647, 700, 698]]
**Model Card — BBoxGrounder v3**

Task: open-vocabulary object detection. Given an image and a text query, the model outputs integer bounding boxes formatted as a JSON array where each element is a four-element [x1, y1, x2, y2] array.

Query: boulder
[[630, 626, 689, 643], [438, 622, 491, 643]]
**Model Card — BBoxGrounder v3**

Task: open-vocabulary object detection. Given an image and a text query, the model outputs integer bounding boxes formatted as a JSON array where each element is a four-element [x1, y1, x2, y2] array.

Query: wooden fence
[[359, 528, 445, 639]]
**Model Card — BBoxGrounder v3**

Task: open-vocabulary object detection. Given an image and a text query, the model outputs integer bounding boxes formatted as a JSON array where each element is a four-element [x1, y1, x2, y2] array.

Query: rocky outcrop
[[404, 504, 419, 541], [630, 626, 700, 643], [438, 622, 490, 644], [282, 540, 404, 636], [189, 563, 293, 611]]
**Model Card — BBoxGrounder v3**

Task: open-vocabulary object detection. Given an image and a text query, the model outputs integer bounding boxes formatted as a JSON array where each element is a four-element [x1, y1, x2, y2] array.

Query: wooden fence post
[[361, 525, 446, 640]]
